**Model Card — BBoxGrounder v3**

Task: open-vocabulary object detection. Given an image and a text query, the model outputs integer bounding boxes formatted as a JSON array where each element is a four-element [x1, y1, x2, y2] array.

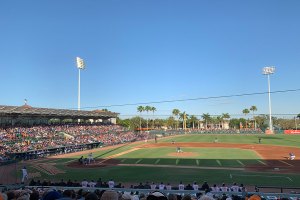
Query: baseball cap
[[147, 192, 167, 200], [43, 191, 62, 200]]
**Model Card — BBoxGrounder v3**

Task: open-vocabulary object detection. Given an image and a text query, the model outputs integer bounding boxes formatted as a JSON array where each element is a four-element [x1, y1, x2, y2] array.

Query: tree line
[[116, 106, 300, 131]]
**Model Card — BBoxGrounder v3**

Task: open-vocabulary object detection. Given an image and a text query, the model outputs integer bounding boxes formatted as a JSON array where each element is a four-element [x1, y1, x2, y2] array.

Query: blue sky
[[1, 0, 300, 119]]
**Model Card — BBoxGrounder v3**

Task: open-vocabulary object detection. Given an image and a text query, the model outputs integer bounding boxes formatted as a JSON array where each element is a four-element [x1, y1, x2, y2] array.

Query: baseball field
[[4, 133, 300, 188]]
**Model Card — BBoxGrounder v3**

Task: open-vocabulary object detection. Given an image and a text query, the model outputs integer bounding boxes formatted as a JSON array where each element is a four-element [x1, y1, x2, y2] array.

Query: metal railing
[[17, 186, 300, 199]]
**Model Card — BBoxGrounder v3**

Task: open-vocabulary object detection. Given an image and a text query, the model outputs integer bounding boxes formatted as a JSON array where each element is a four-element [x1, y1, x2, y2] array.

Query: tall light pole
[[76, 57, 85, 111], [262, 66, 275, 133]]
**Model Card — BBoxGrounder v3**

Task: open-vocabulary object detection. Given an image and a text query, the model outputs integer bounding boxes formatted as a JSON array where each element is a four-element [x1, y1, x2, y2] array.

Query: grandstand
[[0, 104, 118, 126]]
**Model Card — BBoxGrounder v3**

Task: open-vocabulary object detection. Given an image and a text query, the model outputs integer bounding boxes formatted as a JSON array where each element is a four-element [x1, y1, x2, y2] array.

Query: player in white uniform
[[166, 183, 172, 190], [177, 147, 183, 153], [231, 183, 239, 192], [192, 182, 199, 191], [289, 152, 296, 160], [81, 179, 89, 187], [211, 184, 220, 192], [150, 182, 157, 190], [108, 179, 115, 188], [158, 182, 165, 190], [178, 181, 185, 190], [220, 183, 228, 192], [21, 166, 28, 183], [89, 180, 96, 187], [88, 153, 94, 164]]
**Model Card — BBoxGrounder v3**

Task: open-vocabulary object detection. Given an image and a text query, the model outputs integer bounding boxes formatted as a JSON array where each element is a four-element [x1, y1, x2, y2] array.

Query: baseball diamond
[[2, 134, 300, 189]]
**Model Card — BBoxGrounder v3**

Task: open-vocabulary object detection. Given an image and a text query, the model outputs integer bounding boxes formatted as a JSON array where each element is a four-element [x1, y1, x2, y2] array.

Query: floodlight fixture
[[76, 57, 86, 113], [76, 57, 85, 70], [262, 66, 276, 133], [262, 66, 275, 75]]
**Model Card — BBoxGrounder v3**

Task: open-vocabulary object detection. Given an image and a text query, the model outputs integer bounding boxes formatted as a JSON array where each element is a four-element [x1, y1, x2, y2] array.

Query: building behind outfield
[[0, 104, 118, 126]]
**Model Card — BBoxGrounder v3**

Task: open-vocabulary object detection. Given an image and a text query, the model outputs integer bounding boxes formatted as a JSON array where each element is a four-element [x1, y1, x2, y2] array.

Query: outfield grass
[[24, 134, 300, 187], [161, 134, 300, 147]]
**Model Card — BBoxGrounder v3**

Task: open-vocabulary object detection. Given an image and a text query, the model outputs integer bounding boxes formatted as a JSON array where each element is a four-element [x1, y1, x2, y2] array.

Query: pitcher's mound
[[168, 152, 198, 157]]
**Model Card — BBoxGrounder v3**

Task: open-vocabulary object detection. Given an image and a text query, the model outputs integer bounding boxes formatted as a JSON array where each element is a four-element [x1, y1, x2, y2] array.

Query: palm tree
[[242, 108, 250, 115], [221, 113, 230, 119], [151, 106, 156, 129], [201, 113, 211, 129], [216, 116, 222, 129], [189, 115, 198, 129], [137, 106, 144, 130], [221, 113, 230, 129], [172, 109, 180, 130], [179, 112, 188, 130], [242, 108, 250, 128], [145, 105, 152, 130], [250, 106, 258, 129]]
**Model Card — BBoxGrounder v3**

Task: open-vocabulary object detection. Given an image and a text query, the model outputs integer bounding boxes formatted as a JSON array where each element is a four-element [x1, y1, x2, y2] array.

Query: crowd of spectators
[[1, 180, 290, 200], [0, 123, 262, 159], [0, 179, 257, 200], [27, 179, 248, 193], [0, 124, 151, 158]]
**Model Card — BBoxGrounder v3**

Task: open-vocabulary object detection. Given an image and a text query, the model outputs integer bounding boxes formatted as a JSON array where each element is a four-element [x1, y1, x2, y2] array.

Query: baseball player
[[21, 166, 28, 183], [178, 181, 185, 190], [192, 182, 199, 191], [289, 152, 295, 160], [88, 152, 94, 164]]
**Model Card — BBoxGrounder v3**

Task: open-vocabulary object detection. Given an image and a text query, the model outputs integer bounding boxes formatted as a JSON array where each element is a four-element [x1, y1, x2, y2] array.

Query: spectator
[[85, 192, 99, 200], [100, 190, 118, 200], [42, 191, 62, 200]]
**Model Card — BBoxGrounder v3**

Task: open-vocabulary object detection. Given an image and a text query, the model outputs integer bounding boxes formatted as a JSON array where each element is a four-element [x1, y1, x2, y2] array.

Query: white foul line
[[257, 160, 268, 166], [279, 160, 294, 167], [135, 159, 142, 164], [237, 160, 245, 166]]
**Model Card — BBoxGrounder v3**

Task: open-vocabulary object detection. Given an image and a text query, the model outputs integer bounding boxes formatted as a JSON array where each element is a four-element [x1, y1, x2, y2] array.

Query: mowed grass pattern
[[27, 134, 300, 187], [115, 147, 260, 167], [161, 134, 300, 147]]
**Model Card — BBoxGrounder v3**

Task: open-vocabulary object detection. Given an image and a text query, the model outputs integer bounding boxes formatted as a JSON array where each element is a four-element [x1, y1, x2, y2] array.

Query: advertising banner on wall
[[284, 130, 300, 134]]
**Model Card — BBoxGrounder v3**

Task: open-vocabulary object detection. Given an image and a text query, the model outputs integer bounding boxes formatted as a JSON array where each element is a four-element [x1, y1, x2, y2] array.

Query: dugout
[[9, 141, 103, 160]]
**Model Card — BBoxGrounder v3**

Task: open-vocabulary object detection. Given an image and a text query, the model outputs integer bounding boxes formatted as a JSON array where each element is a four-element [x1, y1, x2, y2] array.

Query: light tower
[[76, 57, 85, 111], [262, 66, 275, 133]]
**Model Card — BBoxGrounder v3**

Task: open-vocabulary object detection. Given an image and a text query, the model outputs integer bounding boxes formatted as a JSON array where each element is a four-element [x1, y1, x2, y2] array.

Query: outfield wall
[[284, 130, 300, 134]]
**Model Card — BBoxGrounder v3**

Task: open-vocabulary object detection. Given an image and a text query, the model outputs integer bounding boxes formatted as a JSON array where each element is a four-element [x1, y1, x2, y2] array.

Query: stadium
[[1, 103, 300, 200], [2, 1, 300, 200]]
